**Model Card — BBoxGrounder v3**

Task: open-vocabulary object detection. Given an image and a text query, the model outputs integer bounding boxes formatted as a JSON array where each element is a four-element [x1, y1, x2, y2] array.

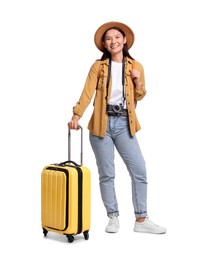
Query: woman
[[68, 21, 166, 234]]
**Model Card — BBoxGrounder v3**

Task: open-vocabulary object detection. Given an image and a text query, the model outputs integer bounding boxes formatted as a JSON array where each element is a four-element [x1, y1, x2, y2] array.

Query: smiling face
[[102, 28, 126, 57]]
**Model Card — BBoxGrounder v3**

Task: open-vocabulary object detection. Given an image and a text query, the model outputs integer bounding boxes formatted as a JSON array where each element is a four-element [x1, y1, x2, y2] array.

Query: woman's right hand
[[68, 114, 80, 130]]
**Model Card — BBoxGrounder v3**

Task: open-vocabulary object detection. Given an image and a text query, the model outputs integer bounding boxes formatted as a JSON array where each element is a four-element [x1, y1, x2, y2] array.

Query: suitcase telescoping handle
[[68, 125, 83, 165]]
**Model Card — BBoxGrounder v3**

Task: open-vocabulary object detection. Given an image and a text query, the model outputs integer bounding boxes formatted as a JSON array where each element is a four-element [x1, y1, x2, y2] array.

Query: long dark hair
[[99, 27, 134, 61]]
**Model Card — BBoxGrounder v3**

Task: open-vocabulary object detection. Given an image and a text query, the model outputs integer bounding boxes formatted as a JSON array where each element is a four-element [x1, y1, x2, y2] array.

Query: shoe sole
[[134, 228, 167, 234], [105, 228, 119, 233]]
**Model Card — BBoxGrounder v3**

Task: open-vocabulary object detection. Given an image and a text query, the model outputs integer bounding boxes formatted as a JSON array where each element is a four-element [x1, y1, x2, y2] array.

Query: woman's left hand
[[130, 69, 142, 89], [130, 69, 140, 81]]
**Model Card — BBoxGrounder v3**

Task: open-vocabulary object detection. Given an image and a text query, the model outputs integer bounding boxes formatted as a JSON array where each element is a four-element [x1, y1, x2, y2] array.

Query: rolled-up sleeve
[[73, 62, 99, 117], [133, 62, 146, 101]]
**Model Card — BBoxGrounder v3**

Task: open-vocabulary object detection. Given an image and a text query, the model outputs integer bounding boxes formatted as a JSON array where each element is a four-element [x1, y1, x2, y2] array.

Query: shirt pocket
[[96, 70, 107, 92]]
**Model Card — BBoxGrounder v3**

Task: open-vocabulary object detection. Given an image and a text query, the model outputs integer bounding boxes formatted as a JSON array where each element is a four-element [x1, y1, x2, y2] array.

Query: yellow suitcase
[[41, 126, 91, 243]]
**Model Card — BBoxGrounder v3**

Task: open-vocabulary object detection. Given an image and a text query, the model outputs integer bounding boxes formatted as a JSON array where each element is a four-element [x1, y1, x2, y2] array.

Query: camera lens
[[113, 105, 121, 112]]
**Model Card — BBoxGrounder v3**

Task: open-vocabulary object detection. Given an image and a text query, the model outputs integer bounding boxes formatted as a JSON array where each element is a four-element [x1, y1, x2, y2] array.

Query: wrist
[[136, 82, 143, 90], [72, 114, 80, 120]]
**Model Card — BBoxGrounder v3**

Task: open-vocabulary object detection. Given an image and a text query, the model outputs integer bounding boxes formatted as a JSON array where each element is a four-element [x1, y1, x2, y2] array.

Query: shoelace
[[108, 217, 117, 226], [146, 218, 159, 227]]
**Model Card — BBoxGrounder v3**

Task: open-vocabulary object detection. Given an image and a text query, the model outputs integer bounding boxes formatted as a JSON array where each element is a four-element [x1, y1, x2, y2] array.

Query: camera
[[107, 103, 124, 114]]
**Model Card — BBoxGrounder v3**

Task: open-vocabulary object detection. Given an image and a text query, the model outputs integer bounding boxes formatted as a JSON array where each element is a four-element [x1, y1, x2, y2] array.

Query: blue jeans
[[89, 115, 147, 218]]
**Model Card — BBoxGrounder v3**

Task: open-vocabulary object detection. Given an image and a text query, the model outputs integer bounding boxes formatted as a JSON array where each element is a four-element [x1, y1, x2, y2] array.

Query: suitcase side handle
[[68, 125, 83, 165]]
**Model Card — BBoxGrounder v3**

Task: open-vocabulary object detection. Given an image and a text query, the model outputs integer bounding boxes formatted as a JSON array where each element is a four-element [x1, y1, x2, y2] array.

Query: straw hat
[[94, 21, 135, 52]]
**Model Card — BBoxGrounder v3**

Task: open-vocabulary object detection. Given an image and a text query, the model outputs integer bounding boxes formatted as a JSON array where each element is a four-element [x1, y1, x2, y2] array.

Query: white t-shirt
[[109, 61, 126, 108]]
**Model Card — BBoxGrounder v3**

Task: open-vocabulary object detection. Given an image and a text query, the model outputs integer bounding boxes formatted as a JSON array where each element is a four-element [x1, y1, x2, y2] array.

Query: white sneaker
[[134, 217, 167, 234], [105, 217, 119, 233]]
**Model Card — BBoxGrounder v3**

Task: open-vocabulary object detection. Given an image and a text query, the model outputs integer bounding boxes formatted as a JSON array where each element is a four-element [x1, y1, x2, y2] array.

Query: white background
[[1, 0, 206, 259]]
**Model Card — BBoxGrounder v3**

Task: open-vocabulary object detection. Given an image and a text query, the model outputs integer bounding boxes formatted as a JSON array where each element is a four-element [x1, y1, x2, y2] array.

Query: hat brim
[[94, 21, 135, 52]]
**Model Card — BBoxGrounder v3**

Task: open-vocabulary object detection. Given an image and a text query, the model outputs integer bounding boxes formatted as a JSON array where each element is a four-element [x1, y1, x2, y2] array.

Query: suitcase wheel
[[83, 230, 89, 240], [66, 234, 74, 243], [42, 228, 48, 237]]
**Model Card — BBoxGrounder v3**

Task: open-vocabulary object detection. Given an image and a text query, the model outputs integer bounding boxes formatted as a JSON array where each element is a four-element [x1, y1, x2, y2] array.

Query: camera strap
[[105, 57, 125, 105]]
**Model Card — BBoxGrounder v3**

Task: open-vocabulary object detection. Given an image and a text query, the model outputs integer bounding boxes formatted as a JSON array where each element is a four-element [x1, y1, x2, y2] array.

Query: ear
[[123, 37, 127, 44]]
